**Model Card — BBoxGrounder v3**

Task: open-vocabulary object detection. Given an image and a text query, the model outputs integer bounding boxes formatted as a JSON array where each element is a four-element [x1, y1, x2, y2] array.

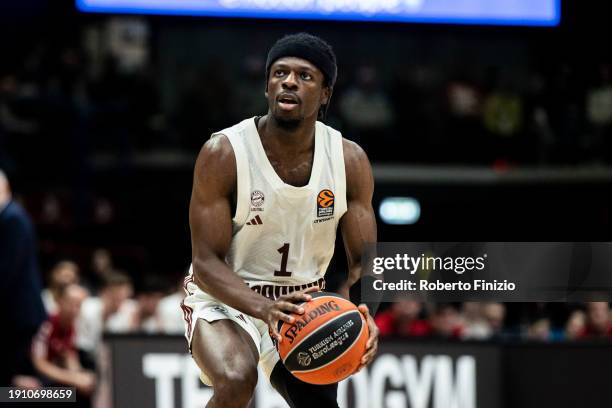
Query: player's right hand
[[263, 286, 319, 343]]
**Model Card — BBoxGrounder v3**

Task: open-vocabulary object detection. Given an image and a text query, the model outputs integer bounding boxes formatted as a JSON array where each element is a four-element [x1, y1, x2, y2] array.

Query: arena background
[[1, 1, 612, 407]]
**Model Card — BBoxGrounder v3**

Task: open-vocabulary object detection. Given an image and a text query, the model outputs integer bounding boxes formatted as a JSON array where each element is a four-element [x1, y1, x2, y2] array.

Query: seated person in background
[[565, 310, 586, 340], [85, 248, 115, 293], [77, 271, 133, 356], [129, 276, 166, 333], [41, 260, 80, 314], [527, 318, 552, 341], [428, 303, 464, 339], [31, 284, 95, 399], [461, 302, 491, 340], [578, 302, 612, 339], [375, 299, 430, 337], [481, 302, 506, 340], [157, 277, 186, 334]]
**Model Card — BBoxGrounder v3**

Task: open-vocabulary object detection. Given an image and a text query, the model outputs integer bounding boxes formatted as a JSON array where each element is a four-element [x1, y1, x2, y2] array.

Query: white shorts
[[181, 283, 279, 386]]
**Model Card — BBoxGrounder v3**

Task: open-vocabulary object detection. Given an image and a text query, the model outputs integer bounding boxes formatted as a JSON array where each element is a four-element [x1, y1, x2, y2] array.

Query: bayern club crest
[[251, 190, 265, 207]]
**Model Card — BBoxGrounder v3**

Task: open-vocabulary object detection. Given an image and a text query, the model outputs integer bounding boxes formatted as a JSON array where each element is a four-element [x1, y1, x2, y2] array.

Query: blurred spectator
[[525, 71, 555, 163], [236, 54, 268, 118], [174, 63, 233, 150], [40, 193, 65, 227], [0, 169, 47, 386], [443, 71, 484, 162], [85, 248, 114, 293], [106, 17, 150, 75], [565, 310, 586, 340], [461, 302, 492, 340], [41, 260, 80, 314], [428, 303, 464, 339], [128, 276, 166, 333], [527, 318, 552, 342], [482, 302, 506, 339], [375, 300, 429, 338], [483, 73, 523, 138], [482, 72, 524, 161], [158, 278, 187, 334], [0, 71, 39, 135], [1, 71, 38, 173], [339, 65, 394, 150], [586, 64, 612, 162], [31, 284, 95, 404], [76, 271, 134, 355], [546, 63, 585, 163], [578, 302, 612, 339], [447, 75, 482, 119]]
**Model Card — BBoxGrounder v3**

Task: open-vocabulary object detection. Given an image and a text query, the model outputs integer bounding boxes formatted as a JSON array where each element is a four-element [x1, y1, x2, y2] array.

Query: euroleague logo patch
[[317, 189, 334, 218], [297, 352, 312, 367]]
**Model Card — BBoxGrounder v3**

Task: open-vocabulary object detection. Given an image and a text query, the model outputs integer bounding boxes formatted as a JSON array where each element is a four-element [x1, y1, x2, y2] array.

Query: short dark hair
[[101, 270, 132, 289]]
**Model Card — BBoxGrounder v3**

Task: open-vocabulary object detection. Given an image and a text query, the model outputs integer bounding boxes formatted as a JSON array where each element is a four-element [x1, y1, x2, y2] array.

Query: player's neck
[[258, 114, 316, 154]]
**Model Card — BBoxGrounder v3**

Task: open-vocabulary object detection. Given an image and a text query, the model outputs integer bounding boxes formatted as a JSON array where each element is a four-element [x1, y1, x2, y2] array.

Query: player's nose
[[281, 71, 299, 90]]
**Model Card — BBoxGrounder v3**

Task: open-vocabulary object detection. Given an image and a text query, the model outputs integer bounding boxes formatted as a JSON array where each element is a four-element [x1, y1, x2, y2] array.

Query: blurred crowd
[[374, 299, 612, 342], [2, 17, 612, 179], [7, 250, 185, 405], [3, 165, 612, 407], [2, 165, 184, 405], [32, 255, 185, 406]]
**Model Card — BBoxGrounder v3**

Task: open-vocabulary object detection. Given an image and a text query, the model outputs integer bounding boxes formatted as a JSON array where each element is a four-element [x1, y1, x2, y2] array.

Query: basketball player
[[183, 33, 378, 408]]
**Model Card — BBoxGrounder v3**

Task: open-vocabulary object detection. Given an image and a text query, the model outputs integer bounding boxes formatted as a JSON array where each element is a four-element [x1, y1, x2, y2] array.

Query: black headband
[[265, 33, 337, 89]]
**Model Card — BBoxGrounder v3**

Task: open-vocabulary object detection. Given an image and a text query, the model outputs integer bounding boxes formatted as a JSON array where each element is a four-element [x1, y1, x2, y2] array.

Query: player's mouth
[[277, 93, 300, 111]]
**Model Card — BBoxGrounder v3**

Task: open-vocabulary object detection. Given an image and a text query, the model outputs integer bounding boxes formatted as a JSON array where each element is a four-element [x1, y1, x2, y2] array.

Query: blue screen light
[[76, 0, 560, 27]]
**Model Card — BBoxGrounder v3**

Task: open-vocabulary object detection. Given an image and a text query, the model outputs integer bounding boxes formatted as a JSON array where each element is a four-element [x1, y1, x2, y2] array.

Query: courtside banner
[[104, 335, 501, 408], [361, 242, 612, 302]]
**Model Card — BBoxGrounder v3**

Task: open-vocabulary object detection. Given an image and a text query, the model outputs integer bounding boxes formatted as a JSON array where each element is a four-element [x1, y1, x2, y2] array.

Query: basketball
[[277, 292, 369, 385]]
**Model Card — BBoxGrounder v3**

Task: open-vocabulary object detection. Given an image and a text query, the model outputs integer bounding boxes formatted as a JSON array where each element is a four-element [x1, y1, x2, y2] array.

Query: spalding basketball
[[277, 292, 368, 385]]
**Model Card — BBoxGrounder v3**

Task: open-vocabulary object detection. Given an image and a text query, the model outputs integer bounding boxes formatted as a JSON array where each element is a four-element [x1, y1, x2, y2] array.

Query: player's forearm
[[344, 241, 380, 311], [346, 263, 362, 289], [192, 256, 272, 319]]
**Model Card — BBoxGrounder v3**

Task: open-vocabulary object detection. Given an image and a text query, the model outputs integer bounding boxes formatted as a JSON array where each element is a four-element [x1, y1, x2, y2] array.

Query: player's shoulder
[[315, 120, 369, 166], [195, 134, 236, 179], [197, 117, 254, 167], [193, 119, 257, 196], [199, 133, 234, 162], [342, 138, 370, 172], [342, 138, 373, 197]]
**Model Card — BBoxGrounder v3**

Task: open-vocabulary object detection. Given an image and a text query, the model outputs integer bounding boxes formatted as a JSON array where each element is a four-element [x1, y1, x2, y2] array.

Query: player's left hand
[[356, 304, 378, 371]]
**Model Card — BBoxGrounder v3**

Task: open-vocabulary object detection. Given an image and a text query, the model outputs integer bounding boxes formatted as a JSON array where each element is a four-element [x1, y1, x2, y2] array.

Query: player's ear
[[321, 86, 332, 106]]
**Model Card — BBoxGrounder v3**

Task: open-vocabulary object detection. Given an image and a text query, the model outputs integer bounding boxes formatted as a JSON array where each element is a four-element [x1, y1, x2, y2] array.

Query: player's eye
[[300, 72, 312, 80], [274, 70, 286, 77]]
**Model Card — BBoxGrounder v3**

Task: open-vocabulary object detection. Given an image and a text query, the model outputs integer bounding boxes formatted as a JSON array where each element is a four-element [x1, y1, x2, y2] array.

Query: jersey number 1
[[274, 243, 292, 277]]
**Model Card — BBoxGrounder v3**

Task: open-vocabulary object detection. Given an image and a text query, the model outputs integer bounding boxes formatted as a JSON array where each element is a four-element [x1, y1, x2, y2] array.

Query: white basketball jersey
[[213, 116, 347, 299]]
